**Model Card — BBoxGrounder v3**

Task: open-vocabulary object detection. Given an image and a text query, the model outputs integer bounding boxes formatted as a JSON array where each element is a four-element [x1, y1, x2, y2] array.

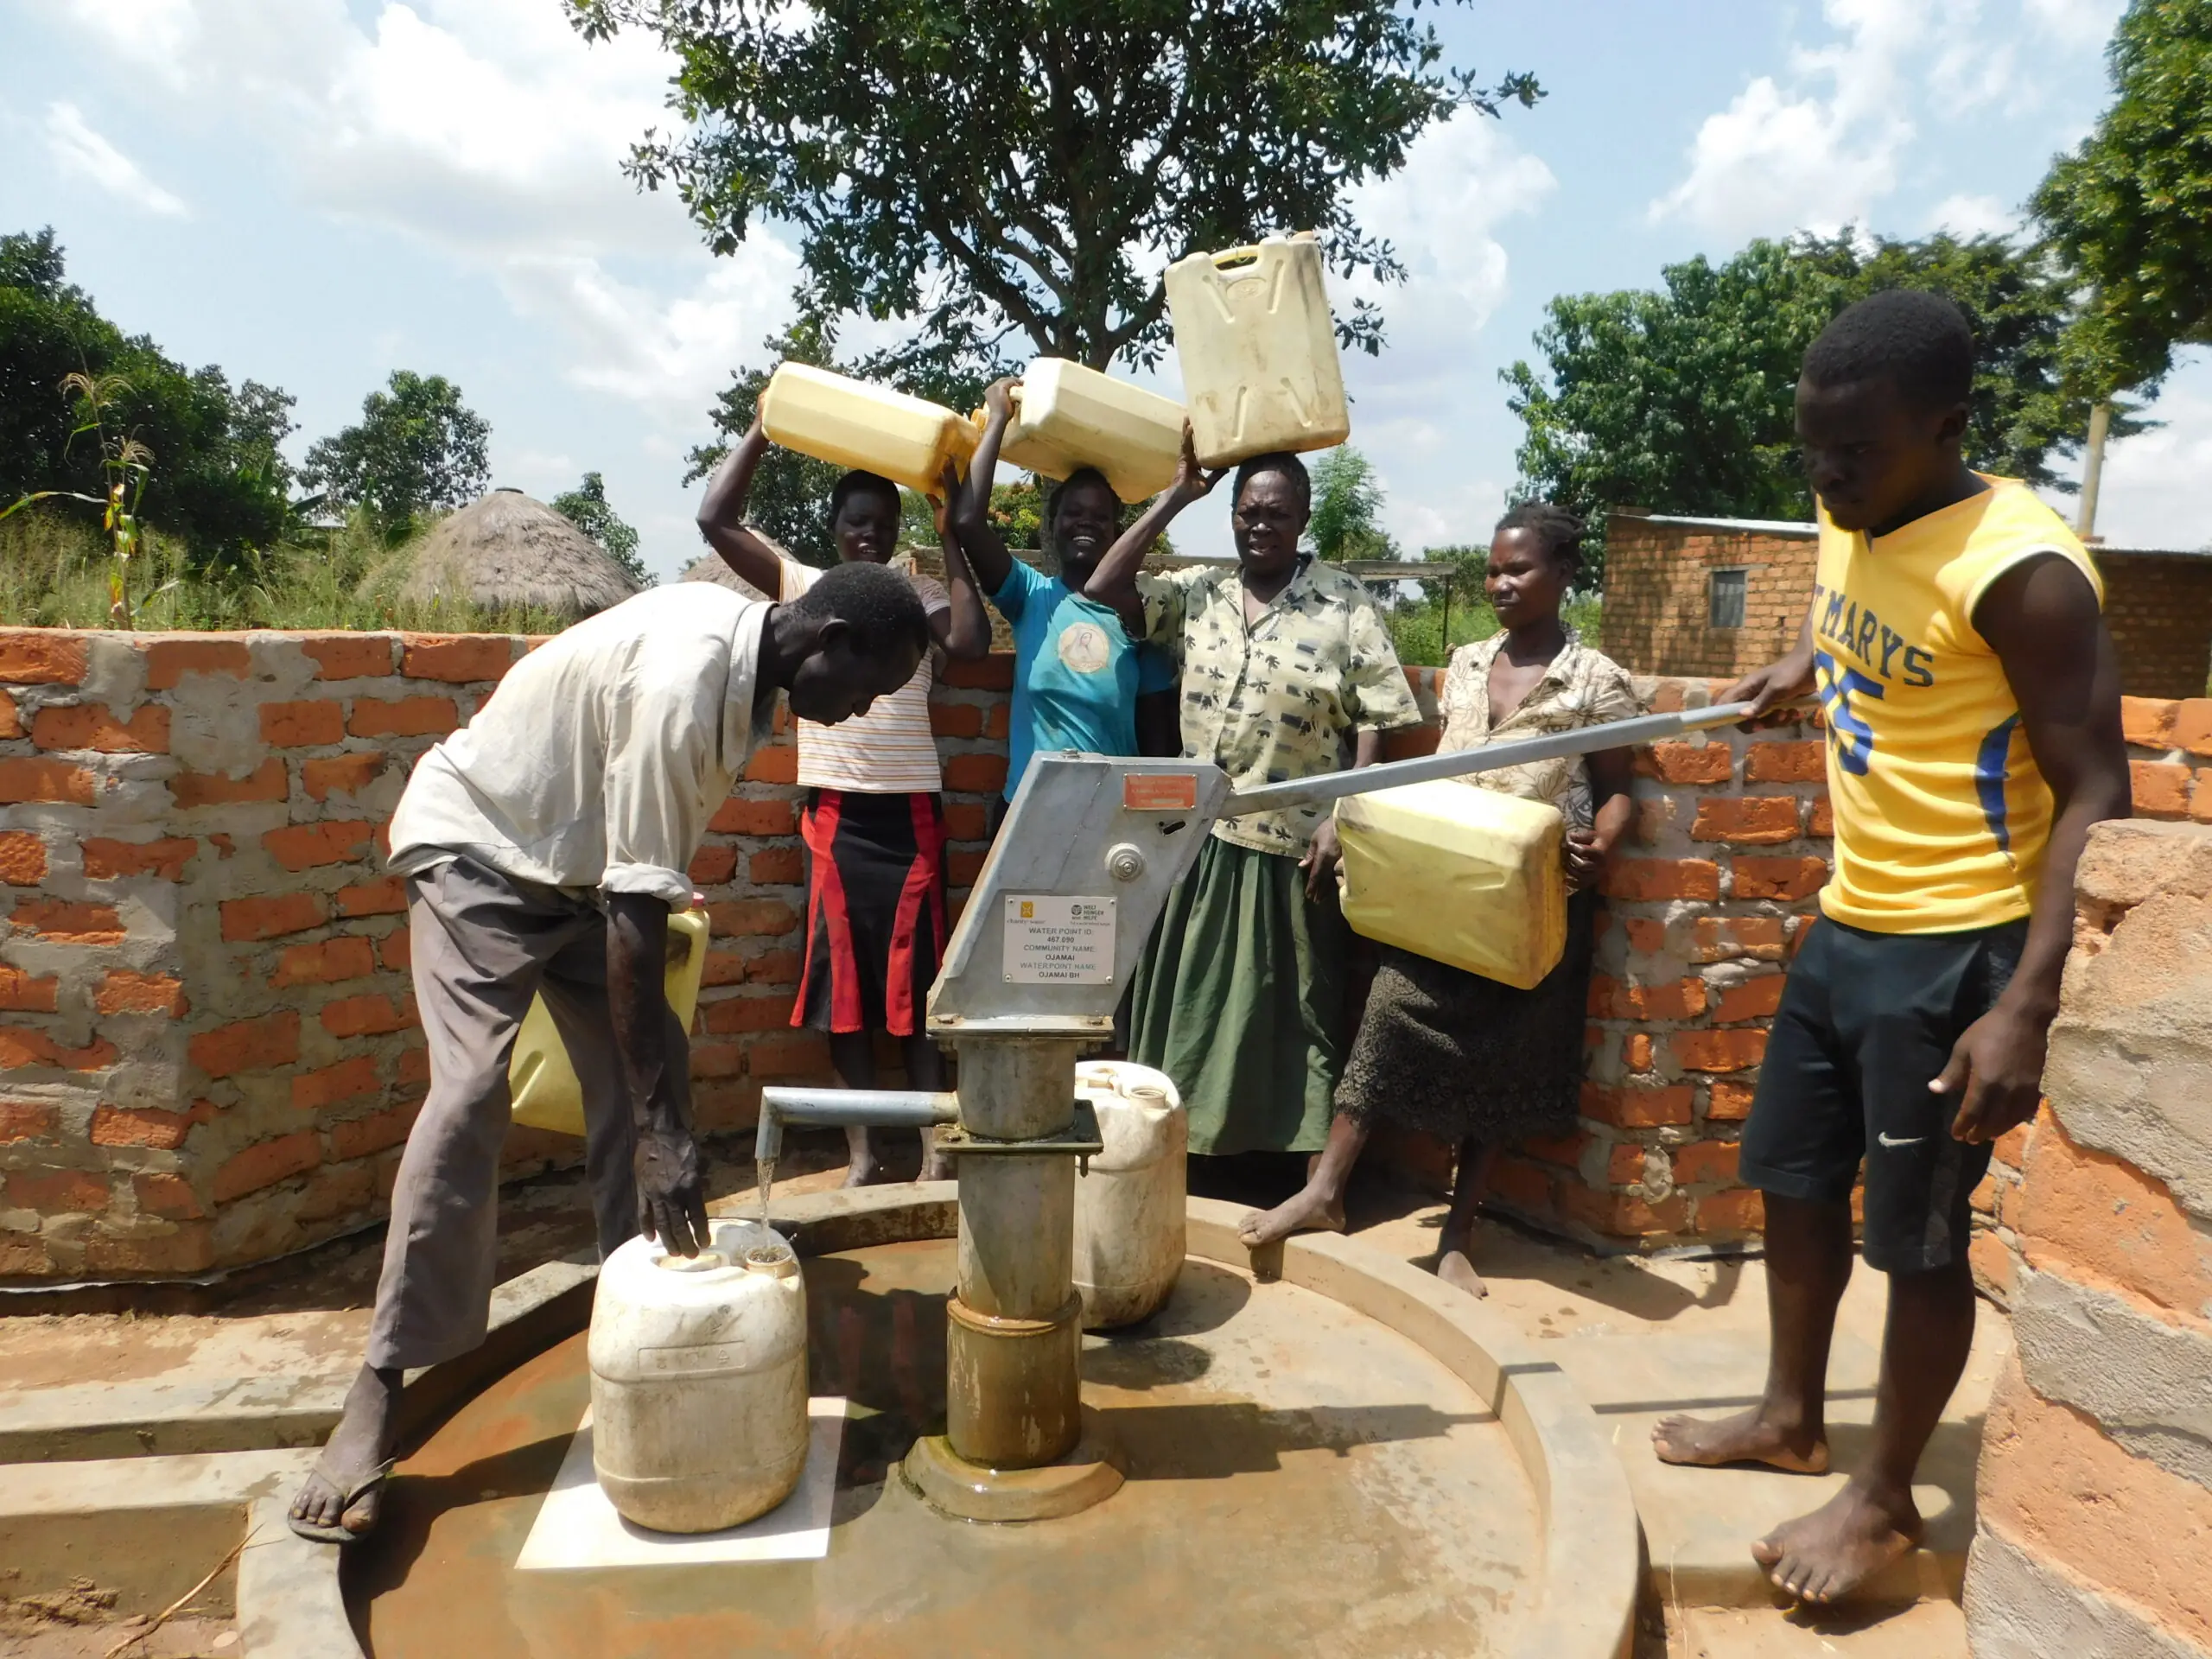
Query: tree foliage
[[1306, 445, 1395, 560], [1503, 231, 2118, 577], [685, 315, 853, 568], [0, 228, 295, 575], [302, 371, 491, 539], [2032, 0, 2212, 395], [572, 0, 1536, 394], [552, 471, 651, 587]]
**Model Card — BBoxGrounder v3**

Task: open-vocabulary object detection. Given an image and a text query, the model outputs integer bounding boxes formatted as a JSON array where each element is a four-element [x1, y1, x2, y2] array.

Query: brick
[[984, 702, 1012, 741], [321, 993, 416, 1037], [747, 1031, 830, 1079], [1696, 1187, 1765, 1231], [402, 634, 514, 683], [220, 892, 328, 941], [1623, 917, 1668, 953], [2175, 701, 2212, 758], [688, 846, 738, 886], [143, 638, 250, 688], [1521, 1131, 1587, 1167], [2193, 769, 2212, 825], [348, 696, 458, 738], [930, 701, 983, 738], [1672, 1027, 1768, 1072], [297, 1160, 380, 1223], [2131, 760, 2190, 821], [86, 1225, 217, 1275], [1624, 1032, 1654, 1072], [0, 965, 59, 1011], [1689, 795, 1801, 845], [1732, 855, 1827, 901], [0, 1100, 58, 1141], [1968, 1229, 2017, 1301], [8, 1168, 110, 1213], [1486, 1155, 1555, 1215], [0, 629, 88, 683], [1580, 1083, 1694, 1128], [302, 752, 387, 800], [0, 832, 43, 886], [397, 1044, 430, 1084], [744, 745, 799, 785], [0, 689, 15, 739], [941, 653, 1015, 690], [300, 634, 397, 680], [1808, 794, 1834, 837], [30, 702, 174, 760], [689, 1041, 747, 1078], [1588, 975, 1706, 1020], [709, 797, 798, 836], [749, 846, 804, 886], [1671, 1141, 1741, 1185], [133, 1173, 204, 1219], [2018, 1114, 2212, 1326], [702, 993, 796, 1033], [944, 802, 989, 842], [944, 753, 1008, 796], [1744, 740, 1826, 783], [94, 970, 187, 1015], [262, 819, 373, 871], [0, 756, 96, 805], [213, 1130, 322, 1203], [702, 949, 747, 987], [11, 899, 124, 942], [1636, 741, 1733, 784], [81, 836, 196, 880], [746, 947, 804, 986], [1607, 1141, 1650, 1184], [91, 1100, 213, 1149], [291, 1055, 382, 1110], [708, 898, 801, 938], [379, 929, 410, 971], [1713, 974, 1786, 1023], [2120, 695, 2178, 747], [331, 1101, 421, 1160], [173, 758, 287, 806], [271, 935, 378, 988], [337, 877, 408, 918], [259, 698, 346, 747], [0, 1028, 118, 1071], [188, 1009, 301, 1078], [1601, 858, 1722, 901], [948, 848, 988, 887], [1560, 1184, 1688, 1238]]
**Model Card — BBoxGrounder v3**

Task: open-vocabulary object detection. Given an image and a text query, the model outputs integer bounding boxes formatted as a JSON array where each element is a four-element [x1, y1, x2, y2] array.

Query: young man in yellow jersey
[[1651, 290, 2129, 1604]]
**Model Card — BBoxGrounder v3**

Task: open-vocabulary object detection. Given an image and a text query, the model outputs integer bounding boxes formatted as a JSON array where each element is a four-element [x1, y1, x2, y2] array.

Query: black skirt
[[794, 789, 947, 1037]]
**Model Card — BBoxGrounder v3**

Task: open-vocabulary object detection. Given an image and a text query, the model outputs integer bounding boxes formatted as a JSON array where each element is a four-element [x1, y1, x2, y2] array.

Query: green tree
[[2032, 0, 2212, 395], [1503, 231, 2114, 579], [1307, 445, 1396, 560], [685, 315, 853, 568], [572, 0, 1537, 395], [552, 471, 651, 588], [0, 228, 295, 575], [302, 371, 491, 539]]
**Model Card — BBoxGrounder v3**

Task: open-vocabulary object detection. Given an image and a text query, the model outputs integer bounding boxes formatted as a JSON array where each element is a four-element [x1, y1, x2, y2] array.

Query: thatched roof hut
[[680, 550, 770, 601], [401, 489, 640, 622]]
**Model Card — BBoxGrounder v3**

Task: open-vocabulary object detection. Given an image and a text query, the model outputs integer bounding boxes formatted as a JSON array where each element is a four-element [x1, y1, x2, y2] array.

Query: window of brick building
[[1709, 568, 1747, 628]]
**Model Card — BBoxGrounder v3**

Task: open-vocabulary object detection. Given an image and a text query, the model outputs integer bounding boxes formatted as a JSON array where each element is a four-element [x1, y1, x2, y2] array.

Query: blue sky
[[3, 0, 2206, 575]]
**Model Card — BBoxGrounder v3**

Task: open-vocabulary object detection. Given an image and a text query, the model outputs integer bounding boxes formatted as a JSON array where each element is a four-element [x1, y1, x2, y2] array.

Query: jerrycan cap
[[654, 1248, 728, 1274], [743, 1241, 800, 1280]]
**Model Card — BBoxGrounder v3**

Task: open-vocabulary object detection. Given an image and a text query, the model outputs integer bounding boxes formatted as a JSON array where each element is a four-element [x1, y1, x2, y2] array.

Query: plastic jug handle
[[1210, 245, 1265, 270]]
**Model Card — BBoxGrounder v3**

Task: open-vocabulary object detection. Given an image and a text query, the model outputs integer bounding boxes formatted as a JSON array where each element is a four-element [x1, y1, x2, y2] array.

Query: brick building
[[1602, 508, 2212, 698]]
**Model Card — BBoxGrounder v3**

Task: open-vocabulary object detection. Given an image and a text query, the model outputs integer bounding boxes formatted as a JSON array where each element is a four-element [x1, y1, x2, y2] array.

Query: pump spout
[[754, 1087, 962, 1167]]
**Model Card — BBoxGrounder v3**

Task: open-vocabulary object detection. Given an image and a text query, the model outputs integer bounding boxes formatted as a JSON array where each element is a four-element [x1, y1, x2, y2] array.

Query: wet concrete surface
[[347, 1237, 1539, 1659]]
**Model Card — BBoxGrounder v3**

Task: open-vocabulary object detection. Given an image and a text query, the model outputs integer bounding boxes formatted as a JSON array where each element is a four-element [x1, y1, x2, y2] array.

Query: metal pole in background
[[2076, 402, 2112, 541]]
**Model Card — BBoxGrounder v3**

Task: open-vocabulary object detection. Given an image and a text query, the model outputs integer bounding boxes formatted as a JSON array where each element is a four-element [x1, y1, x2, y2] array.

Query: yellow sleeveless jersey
[[1810, 477, 2102, 934]]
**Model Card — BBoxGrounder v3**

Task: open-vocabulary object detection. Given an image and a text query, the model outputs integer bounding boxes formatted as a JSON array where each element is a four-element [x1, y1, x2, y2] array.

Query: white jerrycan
[[995, 358, 1189, 503], [588, 1217, 809, 1534], [758, 362, 979, 495], [1072, 1061, 1187, 1329], [1164, 233, 1351, 468]]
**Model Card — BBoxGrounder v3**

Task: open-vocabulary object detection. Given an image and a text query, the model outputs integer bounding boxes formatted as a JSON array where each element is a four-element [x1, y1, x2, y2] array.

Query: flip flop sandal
[[287, 1459, 395, 1545]]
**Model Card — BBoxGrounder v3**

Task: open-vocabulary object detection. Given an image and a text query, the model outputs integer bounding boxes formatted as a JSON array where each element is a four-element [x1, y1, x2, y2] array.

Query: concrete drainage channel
[[0, 1187, 1639, 1659]]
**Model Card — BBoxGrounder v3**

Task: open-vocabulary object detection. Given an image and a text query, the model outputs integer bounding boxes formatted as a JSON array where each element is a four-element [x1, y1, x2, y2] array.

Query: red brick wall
[[2, 626, 2204, 1281]]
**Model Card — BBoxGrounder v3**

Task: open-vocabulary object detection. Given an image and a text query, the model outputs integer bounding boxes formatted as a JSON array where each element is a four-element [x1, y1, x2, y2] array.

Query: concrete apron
[[0, 1188, 1637, 1659]]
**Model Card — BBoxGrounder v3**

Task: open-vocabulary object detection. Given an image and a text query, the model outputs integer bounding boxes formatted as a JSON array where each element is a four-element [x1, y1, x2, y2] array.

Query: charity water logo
[[1020, 900, 1035, 918]]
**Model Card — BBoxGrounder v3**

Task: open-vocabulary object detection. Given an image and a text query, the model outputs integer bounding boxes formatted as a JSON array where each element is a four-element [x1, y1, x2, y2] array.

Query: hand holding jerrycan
[[1165, 232, 1351, 468]]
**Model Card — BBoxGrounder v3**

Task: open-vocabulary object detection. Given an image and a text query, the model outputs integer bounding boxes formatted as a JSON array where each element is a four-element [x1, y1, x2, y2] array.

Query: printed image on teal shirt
[[993, 560, 1176, 801]]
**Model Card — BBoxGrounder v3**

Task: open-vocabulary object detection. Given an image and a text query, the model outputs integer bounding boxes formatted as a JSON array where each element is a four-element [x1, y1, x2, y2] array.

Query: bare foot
[[1433, 1246, 1489, 1298], [1651, 1406, 1829, 1474], [842, 1154, 889, 1188], [289, 1364, 400, 1541], [918, 1128, 952, 1183], [1236, 1184, 1346, 1250], [1753, 1481, 1922, 1604]]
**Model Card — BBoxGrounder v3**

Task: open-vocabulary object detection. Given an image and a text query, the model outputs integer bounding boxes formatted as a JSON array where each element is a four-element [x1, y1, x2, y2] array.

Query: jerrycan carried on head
[[758, 362, 979, 496], [1164, 233, 1351, 469], [992, 358, 1189, 504], [589, 1217, 809, 1534], [1072, 1060, 1186, 1329]]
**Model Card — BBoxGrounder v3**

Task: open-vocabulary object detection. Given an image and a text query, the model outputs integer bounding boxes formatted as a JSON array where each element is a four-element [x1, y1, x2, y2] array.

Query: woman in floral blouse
[[1239, 503, 1639, 1296], [1086, 449, 1422, 1161]]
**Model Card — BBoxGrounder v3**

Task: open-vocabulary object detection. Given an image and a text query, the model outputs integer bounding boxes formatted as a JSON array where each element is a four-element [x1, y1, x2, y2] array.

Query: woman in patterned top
[[1087, 450, 1422, 1162], [1239, 504, 1639, 1295], [698, 410, 989, 1183]]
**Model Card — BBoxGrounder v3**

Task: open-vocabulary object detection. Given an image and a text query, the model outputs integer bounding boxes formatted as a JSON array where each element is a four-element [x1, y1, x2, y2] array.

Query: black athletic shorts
[[1738, 912, 2026, 1274]]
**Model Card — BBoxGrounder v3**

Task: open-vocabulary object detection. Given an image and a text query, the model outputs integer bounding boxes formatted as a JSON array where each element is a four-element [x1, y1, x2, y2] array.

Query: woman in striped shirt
[[698, 410, 989, 1183]]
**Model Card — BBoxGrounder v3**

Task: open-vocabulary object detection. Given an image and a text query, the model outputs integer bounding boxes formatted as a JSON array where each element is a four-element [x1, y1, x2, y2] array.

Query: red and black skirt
[[794, 789, 949, 1037]]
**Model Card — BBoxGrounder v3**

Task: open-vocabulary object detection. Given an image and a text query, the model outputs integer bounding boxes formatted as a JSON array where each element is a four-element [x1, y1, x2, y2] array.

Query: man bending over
[[1652, 289, 2127, 1604], [289, 564, 929, 1544]]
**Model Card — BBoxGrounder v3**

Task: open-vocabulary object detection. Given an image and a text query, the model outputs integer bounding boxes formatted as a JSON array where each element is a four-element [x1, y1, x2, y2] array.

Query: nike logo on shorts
[[1878, 1132, 1923, 1148]]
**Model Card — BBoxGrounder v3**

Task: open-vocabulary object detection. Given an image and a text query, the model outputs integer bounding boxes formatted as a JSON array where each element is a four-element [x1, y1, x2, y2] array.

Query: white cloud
[[1929, 192, 2018, 238], [2024, 0, 2126, 48], [44, 103, 188, 217], [2088, 362, 2212, 552]]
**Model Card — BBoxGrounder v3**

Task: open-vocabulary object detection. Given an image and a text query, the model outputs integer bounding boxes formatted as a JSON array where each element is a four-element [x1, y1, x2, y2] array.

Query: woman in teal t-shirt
[[943, 378, 1182, 826]]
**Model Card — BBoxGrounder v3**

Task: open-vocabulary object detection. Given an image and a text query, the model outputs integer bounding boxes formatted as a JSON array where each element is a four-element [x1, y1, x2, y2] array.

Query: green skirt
[[1128, 835, 1348, 1156]]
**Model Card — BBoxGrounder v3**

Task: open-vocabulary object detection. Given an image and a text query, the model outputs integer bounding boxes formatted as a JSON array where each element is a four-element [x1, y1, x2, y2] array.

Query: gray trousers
[[365, 855, 685, 1370]]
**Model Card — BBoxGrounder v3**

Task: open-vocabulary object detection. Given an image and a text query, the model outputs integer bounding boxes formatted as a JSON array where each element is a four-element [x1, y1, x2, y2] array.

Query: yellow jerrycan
[[993, 358, 1189, 503], [1335, 781, 1567, 990], [1164, 233, 1351, 468], [758, 363, 979, 495], [510, 907, 712, 1136]]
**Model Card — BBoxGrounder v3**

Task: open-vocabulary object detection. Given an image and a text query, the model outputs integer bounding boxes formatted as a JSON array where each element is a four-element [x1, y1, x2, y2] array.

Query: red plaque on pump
[[1122, 773, 1199, 812]]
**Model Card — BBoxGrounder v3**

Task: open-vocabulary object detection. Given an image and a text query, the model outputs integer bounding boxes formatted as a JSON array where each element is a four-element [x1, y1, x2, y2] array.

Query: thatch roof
[[401, 490, 641, 622], [681, 551, 771, 601]]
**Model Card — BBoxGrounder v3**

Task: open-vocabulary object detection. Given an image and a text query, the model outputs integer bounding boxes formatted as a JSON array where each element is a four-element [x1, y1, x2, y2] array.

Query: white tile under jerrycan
[[1335, 780, 1568, 992], [993, 358, 1189, 503], [1164, 233, 1351, 468], [758, 362, 980, 495], [588, 1218, 810, 1535], [1072, 1061, 1186, 1330]]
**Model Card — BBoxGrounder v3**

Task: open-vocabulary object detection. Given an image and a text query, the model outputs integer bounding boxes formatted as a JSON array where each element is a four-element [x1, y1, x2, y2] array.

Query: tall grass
[[0, 507, 570, 635]]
